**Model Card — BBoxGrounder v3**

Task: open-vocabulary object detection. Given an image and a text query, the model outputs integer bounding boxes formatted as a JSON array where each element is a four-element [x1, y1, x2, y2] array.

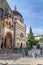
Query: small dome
[[12, 5, 23, 18], [13, 10, 22, 18]]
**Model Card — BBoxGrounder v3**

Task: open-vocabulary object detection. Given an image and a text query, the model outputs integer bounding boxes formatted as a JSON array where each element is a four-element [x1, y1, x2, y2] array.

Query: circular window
[[0, 8, 3, 17]]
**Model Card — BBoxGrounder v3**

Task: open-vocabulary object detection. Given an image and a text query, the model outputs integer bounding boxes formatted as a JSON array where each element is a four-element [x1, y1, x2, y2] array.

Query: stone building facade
[[0, 0, 26, 49], [35, 35, 43, 48]]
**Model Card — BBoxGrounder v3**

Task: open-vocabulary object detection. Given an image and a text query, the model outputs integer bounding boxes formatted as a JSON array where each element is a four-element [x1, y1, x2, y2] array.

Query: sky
[[7, 0, 43, 35]]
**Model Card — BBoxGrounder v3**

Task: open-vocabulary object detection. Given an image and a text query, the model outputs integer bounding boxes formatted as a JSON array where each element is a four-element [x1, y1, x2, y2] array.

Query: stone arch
[[20, 33, 24, 38], [4, 32, 13, 49]]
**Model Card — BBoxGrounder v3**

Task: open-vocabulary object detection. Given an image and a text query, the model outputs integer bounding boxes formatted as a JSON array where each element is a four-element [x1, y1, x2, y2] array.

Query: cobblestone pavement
[[0, 52, 23, 60], [0, 52, 43, 65], [0, 57, 43, 65], [14, 57, 43, 65]]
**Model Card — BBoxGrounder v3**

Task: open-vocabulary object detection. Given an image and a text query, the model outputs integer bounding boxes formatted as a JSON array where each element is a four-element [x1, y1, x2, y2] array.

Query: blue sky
[[7, 0, 43, 35]]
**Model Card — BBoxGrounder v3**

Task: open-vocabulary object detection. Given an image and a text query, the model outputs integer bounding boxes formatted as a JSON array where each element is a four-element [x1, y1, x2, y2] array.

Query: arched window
[[0, 8, 3, 17], [20, 33, 24, 38]]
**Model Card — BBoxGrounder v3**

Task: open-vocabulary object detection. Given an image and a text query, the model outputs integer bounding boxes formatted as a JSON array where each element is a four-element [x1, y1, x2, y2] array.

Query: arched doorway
[[20, 33, 24, 48], [4, 33, 12, 49], [20, 43, 22, 48]]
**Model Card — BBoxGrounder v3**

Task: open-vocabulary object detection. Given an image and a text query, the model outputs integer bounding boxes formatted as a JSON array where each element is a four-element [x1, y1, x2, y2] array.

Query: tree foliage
[[26, 27, 40, 49], [36, 40, 40, 48]]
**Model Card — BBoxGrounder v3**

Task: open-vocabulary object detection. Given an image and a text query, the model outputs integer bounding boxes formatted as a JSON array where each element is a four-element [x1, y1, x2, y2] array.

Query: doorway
[[4, 33, 12, 49]]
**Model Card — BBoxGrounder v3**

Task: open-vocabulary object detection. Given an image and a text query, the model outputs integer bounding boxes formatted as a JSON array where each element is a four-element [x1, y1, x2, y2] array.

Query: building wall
[[14, 20, 26, 48], [0, 0, 26, 48], [0, 17, 14, 49], [0, 0, 11, 14], [35, 35, 43, 48]]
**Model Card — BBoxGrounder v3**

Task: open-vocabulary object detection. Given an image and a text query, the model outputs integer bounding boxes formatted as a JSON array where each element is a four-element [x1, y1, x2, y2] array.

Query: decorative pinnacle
[[14, 5, 17, 11]]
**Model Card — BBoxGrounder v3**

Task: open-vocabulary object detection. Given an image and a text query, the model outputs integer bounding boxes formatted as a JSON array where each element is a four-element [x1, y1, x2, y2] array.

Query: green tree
[[26, 27, 38, 49], [36, 40, 40, 48]]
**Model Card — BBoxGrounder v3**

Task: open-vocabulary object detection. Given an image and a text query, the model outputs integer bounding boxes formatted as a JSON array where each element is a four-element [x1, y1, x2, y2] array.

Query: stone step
[[0, 49, 12, 53], [4, 49, 12, 53]]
